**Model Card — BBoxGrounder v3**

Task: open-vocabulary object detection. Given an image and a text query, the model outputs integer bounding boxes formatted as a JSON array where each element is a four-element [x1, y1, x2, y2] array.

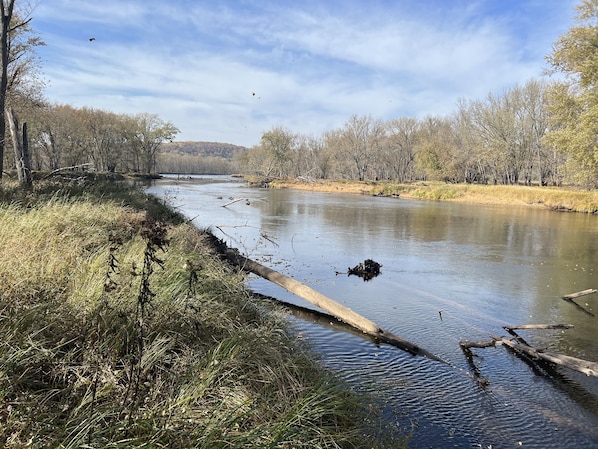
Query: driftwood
[[218, 244, 446, 363], [460, 339, 498, 350], [460, 324, 598, 378], [222, 197, 248, 208], [497, 337, 598, 377], [43, 163, 92, 178], [561, 289, 596, 317], [504, 324, 574, 331], [562, 289, 597, 300]]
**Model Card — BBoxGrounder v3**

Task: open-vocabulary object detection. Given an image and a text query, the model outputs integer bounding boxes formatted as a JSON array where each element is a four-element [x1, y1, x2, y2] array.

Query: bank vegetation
[[265, 178, 598, 214], [0, 176, 404, 448]]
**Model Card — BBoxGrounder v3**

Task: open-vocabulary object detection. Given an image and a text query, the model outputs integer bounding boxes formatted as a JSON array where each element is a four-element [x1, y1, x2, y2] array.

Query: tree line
[[25, 104, 179, 174], [0, 1, 178, 181], [238, 78, 564, 186], [157, 141, 246, 174], [3, 0, 598, 187], [239, 1, 598, 188]]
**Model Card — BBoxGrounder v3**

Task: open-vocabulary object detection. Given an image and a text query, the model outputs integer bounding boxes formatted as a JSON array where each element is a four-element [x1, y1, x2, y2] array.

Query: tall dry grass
[[0, 178, 404, 448], [269, 178, 598, 213]]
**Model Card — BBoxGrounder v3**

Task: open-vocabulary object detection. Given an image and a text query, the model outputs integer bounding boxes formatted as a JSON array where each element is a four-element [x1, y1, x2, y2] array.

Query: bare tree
[[383, 117, 419, 181], [336, 115, 385, 181], [0, 0, 43, 180]]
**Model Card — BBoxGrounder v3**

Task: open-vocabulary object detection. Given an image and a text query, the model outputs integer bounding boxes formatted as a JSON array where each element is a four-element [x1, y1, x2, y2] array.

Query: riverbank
[[266, 179, 598, 214], [0, 177, 403, 448]]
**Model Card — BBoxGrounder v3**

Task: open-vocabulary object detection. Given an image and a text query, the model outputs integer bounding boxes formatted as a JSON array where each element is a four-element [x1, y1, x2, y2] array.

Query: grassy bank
[[267, 179, 598, 213], [0, 177, 403, 448]]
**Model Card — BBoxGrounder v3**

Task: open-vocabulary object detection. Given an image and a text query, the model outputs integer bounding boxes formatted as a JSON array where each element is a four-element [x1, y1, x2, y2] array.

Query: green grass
[[0, 176, 404, 448]]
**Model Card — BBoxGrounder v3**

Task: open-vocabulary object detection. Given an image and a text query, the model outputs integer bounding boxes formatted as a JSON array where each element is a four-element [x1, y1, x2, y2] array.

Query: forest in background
[[4, 1, 598, 191], [157, 141, 247, 174], [238, 79, 559, 187], [234, 1, 598, 189]]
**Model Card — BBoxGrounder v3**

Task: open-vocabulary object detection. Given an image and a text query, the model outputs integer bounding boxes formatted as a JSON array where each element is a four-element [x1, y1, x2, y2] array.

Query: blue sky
[[32, 0, 578, 147]]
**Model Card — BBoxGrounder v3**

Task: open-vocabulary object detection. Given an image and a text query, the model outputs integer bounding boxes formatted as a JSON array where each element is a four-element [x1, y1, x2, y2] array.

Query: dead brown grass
[[268, 179, 598, 213]]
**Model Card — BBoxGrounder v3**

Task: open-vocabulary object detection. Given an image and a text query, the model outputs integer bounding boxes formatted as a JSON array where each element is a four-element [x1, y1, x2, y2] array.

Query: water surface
[[147, 175, 598, 449]]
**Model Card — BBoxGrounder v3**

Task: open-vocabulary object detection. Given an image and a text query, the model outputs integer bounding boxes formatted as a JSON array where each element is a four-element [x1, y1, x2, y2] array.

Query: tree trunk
[[7, 108, 32, 185], [0, 0, 15, 181], [7, 107, 21, 182], [22, 122, 32, 184]]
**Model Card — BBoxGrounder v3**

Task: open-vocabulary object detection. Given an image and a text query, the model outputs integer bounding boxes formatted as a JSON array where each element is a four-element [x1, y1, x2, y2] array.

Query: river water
[[146, 175, 598, 449]]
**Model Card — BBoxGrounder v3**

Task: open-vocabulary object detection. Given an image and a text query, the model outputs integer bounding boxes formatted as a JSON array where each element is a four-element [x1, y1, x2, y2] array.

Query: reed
[[0, 178, 404, 448]]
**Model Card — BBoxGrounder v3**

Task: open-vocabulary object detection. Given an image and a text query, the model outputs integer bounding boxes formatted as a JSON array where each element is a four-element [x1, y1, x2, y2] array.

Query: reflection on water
[[147, 176, 598, 448]]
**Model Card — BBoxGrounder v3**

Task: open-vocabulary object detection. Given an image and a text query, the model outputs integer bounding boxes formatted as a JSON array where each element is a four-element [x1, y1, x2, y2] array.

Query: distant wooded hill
[[157, 141, 248, 174], [161, 141, 248, 159]]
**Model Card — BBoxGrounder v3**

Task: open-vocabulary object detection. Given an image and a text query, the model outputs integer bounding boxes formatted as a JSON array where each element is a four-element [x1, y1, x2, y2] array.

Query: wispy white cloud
[[32, 0, 578, 147]]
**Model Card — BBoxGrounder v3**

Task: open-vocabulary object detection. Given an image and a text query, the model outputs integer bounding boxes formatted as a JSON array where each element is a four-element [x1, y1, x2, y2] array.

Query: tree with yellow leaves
[[545, 0, 598, 187]]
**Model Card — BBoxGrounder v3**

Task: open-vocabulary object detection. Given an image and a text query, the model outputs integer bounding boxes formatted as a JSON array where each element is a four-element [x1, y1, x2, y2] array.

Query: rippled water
[[147, 175, 598, 448]]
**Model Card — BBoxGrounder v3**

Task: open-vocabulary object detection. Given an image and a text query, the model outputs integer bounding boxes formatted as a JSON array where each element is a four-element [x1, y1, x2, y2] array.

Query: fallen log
[[461, 321, 598, 378], [459, 339, 500, 350], [496, 337, 598, 377], [562, 289, 597, 300], [43, 163, 92, 178], [222, 197, 248, 207], [504, 324, 574, 331], [219, 244, 446, 363], [561, 289, 596, 317], [561, 296, 595, 317]]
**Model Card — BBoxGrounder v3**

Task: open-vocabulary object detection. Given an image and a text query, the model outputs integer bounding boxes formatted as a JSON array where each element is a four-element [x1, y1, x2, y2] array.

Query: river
[[146, 175, 598, 449]]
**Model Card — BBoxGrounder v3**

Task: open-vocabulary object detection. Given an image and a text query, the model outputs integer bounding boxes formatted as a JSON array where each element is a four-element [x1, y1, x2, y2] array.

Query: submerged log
[[217, 242, 446, 363], [562, 289, 597, 300], [461, 324, 598, 378], [561, 294, 595, 317], [222, 197, 248, 207], [497, 337, 598, 377], [459, 339, 500, 350], [504, 324, 574, 331]]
